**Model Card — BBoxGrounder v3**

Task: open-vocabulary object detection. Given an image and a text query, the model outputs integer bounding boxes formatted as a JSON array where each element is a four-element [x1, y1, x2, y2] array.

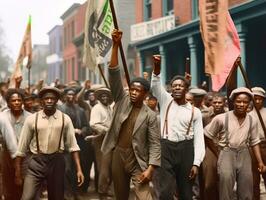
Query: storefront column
[[188, 35, 198, 86], [236, 24, 247, 87], [159, 44, 166, 85]]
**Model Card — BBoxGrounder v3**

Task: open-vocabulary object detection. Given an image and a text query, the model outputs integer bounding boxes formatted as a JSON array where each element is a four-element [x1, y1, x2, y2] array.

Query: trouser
[[251, 141, 266, 200], [94, 135, 112, 197], [218, 147, 253, 200], [200, 147, 219, 200], [112, 146, 153, 200], [2, 149, 23, 200], [21, 153, 65, 200], [154, 139, 194, 200]]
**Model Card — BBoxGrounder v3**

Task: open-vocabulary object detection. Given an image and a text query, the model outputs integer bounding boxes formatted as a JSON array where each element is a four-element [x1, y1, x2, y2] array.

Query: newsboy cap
[[251, 87, 265, 98]]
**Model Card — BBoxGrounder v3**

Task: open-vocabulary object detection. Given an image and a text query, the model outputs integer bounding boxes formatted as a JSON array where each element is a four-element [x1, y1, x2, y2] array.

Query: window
[[72, 57, 75, 80], [64, 27, 67, 47], [71, 21, 75, 39], [192, 0, 199, 19], [144, 0, 152, 21], [163, 0, 174, 16]]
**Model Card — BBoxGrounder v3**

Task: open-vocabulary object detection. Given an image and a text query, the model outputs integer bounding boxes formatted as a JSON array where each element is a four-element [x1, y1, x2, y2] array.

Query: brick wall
[[75, 2, 87, 36], [136, 0, 143, 23], [174, 0, 192, 24], [152, 0, 163, 19]]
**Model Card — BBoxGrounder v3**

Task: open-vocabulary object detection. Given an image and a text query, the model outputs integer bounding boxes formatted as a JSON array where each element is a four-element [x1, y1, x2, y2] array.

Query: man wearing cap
[[1, 88, 31, 200], [151, 55, 205, 200], [250, 87, 266, 200], [59, 87, 90, 198], [15, 86, 84, 200], [90, 87, 113, 199], [101, 29, 160, 200], [204, 87, 266, 200]]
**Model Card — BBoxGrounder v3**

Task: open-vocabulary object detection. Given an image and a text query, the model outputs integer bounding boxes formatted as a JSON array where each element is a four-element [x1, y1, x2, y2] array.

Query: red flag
[[211, 13, 240, 91]]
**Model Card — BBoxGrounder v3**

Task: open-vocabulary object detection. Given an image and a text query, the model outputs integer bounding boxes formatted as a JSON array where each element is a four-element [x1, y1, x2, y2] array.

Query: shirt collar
[[41, 109, 59, 119]]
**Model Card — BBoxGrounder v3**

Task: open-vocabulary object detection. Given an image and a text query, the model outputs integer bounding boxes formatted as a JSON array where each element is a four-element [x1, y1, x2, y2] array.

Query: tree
[[0, 19, 12, 81]]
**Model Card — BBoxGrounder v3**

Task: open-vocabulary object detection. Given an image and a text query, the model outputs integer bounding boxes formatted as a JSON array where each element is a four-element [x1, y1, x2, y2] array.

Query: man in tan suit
[[101, 29, 161, 200]]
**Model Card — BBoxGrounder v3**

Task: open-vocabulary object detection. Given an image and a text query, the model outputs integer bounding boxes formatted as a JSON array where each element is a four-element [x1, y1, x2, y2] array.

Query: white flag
[[83, 0, 114, 71]]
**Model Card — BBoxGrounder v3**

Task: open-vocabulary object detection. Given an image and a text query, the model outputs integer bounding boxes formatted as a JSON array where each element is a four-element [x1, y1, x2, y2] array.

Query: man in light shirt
[[90, 87, 113, 200], [250, 87, 266, 200], [204, 87, 266, 200], [151, 55, 205, 200], [15, 86, 84, 200]]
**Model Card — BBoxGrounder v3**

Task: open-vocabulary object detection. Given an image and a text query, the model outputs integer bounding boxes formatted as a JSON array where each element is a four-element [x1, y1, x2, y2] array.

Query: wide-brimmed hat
[[229, 87, 253, 100], [95, 87, 112, 103], [39, 86, 61, 99], [251, 87, 265, 98]]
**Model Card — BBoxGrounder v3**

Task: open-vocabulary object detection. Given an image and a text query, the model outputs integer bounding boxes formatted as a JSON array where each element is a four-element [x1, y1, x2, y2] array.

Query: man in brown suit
[[101, 29, 161, 200]]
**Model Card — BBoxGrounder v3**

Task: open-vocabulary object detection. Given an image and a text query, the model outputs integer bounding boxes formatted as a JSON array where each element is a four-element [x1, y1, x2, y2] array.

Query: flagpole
[[185, 57, 190, 74], [109, 0, 130, 87], [236, 57, 266, 138], [98, 64, 110, 88], [28, 67, 30, 93]]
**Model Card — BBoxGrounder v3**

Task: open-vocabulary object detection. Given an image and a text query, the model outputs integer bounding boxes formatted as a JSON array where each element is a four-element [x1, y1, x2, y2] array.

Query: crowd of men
[[0, 29, 265, 200]]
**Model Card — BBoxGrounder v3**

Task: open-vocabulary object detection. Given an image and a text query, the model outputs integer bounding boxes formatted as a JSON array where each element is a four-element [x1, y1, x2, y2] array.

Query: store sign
[[131, 15, 175, 42]]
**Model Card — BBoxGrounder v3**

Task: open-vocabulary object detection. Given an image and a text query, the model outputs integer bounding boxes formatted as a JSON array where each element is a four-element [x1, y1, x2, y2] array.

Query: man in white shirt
[[90, 87, 113, 199], [151, 55, 205, 200]]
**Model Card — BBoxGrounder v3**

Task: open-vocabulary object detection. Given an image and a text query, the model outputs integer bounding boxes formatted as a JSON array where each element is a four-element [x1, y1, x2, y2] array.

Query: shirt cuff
[[68, 146, 80, 153], [15, 151, 26, 157], [193, 159, 202, 167]]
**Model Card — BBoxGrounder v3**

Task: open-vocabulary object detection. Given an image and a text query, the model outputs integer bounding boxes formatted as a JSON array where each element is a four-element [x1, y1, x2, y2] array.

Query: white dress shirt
[[151, 73, 205, 166]]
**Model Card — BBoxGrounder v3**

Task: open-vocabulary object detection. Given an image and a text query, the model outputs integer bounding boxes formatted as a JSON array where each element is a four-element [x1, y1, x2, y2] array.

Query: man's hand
[[258, 162, 266, 173], [152, 55, 161, 75], [111, 29, 122, 45], [77, 170, 84, 187], [189, 165, 199, 180], [138, 165, 154, 184], [84, 80, 91, 89], [15, 76, 23, 89]]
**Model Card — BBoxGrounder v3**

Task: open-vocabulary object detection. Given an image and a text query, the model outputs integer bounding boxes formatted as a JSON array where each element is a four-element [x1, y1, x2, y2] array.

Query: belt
[[219, 145, 248, 152]]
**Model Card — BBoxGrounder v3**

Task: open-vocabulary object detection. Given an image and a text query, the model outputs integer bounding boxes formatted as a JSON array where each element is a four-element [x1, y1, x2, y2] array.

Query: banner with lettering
[[83, 0, 114, 71], [211, 13, 240, 91], [199, 0, 228, 75]]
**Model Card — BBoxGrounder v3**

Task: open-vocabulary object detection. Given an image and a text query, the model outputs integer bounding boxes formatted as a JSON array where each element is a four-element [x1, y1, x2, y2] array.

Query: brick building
[[131, 0, 266, 90]]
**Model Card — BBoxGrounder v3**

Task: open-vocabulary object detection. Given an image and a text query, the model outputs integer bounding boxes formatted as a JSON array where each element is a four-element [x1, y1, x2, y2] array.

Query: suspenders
[[224, 112, 252, 147], [35, 112, 65, 154], [163, 100, 195, 139]]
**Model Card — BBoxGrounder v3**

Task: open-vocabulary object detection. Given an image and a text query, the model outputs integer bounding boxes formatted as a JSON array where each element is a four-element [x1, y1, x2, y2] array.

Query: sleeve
[[204, 115, 224, 140], [64, 115, 80, 152], [249, 116, 261, 146], [16, 116, 34, 157], [150, 73, 169, 105], [80, 109, 89, 136], [193, 110, 205, 167], [90, 106, 109, 135], [108, 66, 126, 102], [148, 112, 161, 167], [0, 117, 18, 158]]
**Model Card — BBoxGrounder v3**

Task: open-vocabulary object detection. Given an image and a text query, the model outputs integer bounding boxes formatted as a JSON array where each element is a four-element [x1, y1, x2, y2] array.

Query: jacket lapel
[[132, 106, 147, 135]]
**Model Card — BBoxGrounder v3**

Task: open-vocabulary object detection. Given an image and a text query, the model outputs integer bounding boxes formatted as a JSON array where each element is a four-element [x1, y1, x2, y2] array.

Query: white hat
[[229, 87, 253, 100], [251, 87, 265, 98]]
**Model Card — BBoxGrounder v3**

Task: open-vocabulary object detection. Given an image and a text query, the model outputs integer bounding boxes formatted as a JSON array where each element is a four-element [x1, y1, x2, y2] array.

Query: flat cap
[[229, 87, 253, 100], [39, 86, 61, 99], [189, 88, 207, 97], [251, 87, 265, 98]]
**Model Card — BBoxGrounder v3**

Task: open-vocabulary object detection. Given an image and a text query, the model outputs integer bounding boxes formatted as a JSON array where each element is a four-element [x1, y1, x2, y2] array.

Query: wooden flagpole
[[185, 57, 190, 74], [109, 0, 130, 87], [98, 64, 110, 88], [236, 57, 266, 138]]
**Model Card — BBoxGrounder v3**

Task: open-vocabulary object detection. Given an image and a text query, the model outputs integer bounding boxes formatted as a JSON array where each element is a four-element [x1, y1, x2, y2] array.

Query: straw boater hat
[[95, 87, 113, 103], [39, 86, 61, 99], [251, 87, 265, 98], [229, 87, 253, 100]]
